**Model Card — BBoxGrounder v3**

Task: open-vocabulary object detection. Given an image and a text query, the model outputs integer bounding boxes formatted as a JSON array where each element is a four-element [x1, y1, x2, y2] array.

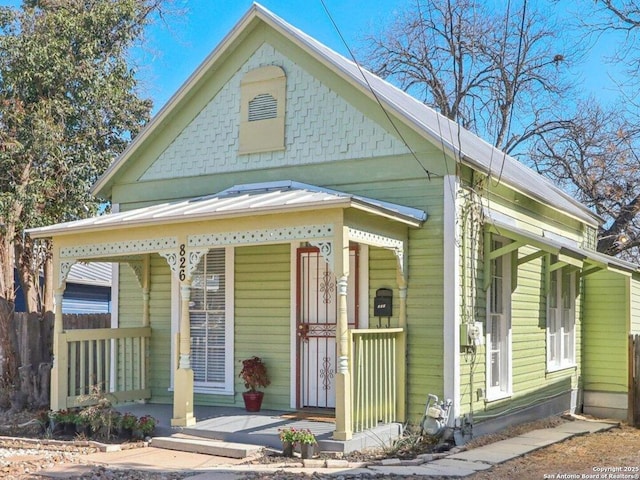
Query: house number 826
[[179, 244, 186, 281]]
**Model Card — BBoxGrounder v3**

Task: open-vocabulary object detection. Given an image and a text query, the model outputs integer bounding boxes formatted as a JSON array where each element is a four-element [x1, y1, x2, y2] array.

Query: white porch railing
[[59, 327, 151, 407], [350, 327, 406, 432]]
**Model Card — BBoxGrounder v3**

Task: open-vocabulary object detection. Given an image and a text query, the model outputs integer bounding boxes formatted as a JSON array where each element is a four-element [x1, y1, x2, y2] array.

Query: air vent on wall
[[248, 93, 277, 122]]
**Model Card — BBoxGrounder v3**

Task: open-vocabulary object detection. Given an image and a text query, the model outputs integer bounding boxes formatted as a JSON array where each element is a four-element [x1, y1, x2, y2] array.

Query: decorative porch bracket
[[308, 241, 333, 266], [59, 260, 76, 290], [347, 227, 405, 274]]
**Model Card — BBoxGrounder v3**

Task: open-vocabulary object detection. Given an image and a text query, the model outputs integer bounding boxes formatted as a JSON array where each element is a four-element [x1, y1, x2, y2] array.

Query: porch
[[58, 324, 406, 442], [114, 403, 402, 454], [28, 181, 425, 441]]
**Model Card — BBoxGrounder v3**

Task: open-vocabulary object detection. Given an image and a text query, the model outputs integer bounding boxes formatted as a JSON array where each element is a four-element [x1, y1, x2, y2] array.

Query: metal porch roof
[[27, 181, 427, 238]]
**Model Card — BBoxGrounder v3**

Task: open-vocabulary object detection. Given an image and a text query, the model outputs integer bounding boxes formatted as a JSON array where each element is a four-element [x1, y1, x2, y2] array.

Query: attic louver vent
[[239, 66, 285, 154], [248, 93, 277, 122]]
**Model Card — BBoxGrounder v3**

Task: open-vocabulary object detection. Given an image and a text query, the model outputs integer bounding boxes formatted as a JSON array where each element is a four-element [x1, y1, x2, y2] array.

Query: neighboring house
[[14, 262, 112, 314], [27, 4, 640, 440]]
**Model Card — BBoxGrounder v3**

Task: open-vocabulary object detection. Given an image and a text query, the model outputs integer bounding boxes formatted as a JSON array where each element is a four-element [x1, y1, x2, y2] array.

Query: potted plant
[[137, 415, 157, 437], [278, 427, 298, 457], [296, 428, 317, 459], [239, 356, 270, 412]]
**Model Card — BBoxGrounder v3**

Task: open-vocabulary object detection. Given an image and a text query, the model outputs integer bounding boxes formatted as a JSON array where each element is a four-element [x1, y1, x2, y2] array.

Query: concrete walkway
[[37, 418, 617, 479]]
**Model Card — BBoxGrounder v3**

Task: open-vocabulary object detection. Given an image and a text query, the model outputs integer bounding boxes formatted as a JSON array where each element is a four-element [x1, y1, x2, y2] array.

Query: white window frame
[[547, 266, 576, 371], [170, 246, 234, 395], [485, 237, 512, 400]]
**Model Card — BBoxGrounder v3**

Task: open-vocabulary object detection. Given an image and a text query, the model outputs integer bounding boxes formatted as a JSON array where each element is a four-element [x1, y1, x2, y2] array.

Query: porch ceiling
[[27, 181, 426, 239]]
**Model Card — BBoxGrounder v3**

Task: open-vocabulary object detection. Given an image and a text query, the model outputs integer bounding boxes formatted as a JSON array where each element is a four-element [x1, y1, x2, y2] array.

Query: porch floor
[[114, 403, 402, 454]]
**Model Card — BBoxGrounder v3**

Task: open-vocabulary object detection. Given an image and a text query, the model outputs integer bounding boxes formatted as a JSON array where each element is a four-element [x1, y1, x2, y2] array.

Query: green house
[[28, 3, 639, 440]]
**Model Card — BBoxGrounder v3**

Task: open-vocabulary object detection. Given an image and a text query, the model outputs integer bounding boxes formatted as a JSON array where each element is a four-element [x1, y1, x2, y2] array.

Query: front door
[[297, 246, 358, 408]]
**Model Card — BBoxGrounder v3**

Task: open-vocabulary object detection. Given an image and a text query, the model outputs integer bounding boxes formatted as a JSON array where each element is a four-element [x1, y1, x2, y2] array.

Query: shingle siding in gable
[[139, 43, 409, 181]]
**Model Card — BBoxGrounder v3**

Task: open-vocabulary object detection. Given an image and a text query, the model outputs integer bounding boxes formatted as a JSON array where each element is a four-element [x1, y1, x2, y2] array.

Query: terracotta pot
[[242, 391, 264, 412]]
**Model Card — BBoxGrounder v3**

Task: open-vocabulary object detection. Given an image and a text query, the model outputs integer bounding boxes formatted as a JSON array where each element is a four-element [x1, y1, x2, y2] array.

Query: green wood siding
[[116, 263, 144, 398], [116, 256, 172, 401], [482, 180, 585, 244], [148, 255, 173, 403], [369, 246, 399, 327], [118, 264, 142, 328], [458, 182, 583, 423], [110, 24, 453, 206], [583, 270, 628, 393], [406, 182, 445, 422], [233, 244, 291, 410]]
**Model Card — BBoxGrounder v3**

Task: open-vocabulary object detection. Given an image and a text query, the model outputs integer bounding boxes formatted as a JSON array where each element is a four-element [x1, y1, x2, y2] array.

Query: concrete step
[[151, 435, 263, 459]]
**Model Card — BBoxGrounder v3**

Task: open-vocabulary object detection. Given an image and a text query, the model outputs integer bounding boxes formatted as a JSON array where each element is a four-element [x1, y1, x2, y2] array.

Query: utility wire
[[319, 0, 434, 181], [417, 0, 456, 184], [494, 0, 527, 187]]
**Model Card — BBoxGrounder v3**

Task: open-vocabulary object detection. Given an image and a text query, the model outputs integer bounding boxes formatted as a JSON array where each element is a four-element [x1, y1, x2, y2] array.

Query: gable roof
[[92, 2, 601, 227], [28, 181, 426, 238]]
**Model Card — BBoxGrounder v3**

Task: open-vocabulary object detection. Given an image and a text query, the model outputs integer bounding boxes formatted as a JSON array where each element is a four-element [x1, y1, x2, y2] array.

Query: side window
[[547, 263, 576, 370], [239, 66, 286, 154], [486, 237, 512, 399]]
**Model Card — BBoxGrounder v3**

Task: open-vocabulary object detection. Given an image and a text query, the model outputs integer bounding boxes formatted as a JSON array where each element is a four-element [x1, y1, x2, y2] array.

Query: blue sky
[[1, 0, 622, 113], [136, 0, 622, 114], [138, 0, 404, 112]]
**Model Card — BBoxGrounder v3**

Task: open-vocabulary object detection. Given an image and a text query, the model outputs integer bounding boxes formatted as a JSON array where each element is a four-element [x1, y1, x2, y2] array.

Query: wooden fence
[[630, 334, 640, 427], [8, 312, 111, 409]]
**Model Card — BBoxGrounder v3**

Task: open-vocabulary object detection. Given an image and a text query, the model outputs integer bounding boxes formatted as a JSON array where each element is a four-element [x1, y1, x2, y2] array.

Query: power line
[[494, 0, 527, 187], [319, 0, 434, 181]]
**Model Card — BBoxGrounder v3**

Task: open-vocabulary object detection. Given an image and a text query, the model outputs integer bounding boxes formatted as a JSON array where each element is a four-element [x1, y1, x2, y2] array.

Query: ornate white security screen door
[[297, 246, 357, 408]]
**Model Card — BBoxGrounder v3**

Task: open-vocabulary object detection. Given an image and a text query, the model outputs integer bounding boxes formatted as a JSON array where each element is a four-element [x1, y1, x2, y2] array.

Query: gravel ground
[[1, 409, 638, 480]]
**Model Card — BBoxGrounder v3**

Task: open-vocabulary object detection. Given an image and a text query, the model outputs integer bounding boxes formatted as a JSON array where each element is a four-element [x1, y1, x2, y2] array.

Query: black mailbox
[[374, 288, 393, 317]]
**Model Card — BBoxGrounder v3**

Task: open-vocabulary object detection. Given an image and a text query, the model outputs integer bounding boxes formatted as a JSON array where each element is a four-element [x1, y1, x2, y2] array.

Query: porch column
[[171, 279, 196, 427], [141, 256, 150, 392], [51, 287, 67, 411], [142, 255, 150, 327], [397, 285, 408, 422], [334, 226, 352, 440]]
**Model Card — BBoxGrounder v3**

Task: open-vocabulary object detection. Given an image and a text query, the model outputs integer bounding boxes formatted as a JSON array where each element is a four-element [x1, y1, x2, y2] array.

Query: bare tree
[[594, 1, 640, 34], [364, 0, 573, 153], [582, 0, 639, 100], [530, 100, 640, 258]]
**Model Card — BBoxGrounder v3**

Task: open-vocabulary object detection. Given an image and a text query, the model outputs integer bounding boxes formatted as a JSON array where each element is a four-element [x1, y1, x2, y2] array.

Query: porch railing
[[350, 327, 405, 432], [59, 327, 151, 407]]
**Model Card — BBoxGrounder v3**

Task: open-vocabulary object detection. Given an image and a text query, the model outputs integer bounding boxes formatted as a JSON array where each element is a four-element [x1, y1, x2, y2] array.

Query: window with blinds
[[190, 248, 227, 387]]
